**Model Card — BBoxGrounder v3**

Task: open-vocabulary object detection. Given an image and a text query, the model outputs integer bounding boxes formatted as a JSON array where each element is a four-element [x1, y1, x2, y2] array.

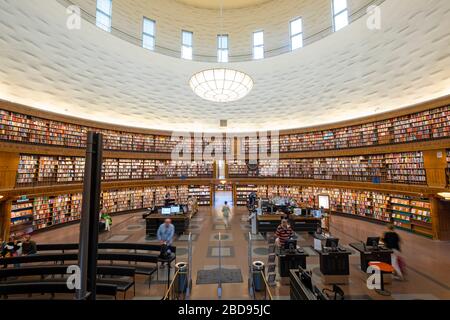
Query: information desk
[[316, 249, 352, 276], [290, 216, 321, 233], [349, 243, 393, 272], [278, 249, 309, 277], [256, 215, 283, 234], [146, 214, 189, 237], [257, 215, 321, 234]]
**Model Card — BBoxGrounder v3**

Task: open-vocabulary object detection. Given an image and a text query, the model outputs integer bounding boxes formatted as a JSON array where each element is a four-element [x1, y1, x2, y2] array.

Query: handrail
[[260, 271, 273, 301], [163, 269, 181, 300], [248, 232, 254, 298], [56, 0, 386, 63]]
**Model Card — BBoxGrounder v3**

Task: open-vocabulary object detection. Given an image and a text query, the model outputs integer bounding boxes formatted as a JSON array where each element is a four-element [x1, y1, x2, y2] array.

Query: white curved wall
[[0, 0, 449, 132], [69, 0, 374, 59]]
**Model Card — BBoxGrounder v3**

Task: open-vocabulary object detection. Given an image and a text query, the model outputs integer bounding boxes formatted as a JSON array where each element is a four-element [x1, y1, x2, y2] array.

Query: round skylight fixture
[[189, 68, 253, 103]]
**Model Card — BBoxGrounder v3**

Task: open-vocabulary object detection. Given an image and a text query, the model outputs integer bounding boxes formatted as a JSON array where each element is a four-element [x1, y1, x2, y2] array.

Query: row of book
[[2, 105, 449, 153], [9, 185, 212, 236], [228, 152, 426, 185], [0, 109, 232, 153], [16, 154, 214, 186], [238, 184, 432, 236], [279, 106, 450, 152]]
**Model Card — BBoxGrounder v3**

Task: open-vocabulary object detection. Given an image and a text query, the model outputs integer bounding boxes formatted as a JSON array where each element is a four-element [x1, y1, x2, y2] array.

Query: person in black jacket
[[383, 225, 404, 280]]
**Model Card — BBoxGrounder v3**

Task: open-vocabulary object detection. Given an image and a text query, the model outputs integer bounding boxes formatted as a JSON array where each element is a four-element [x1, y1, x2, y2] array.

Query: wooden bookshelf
[[188, 185, 211, 206], [9, 198, 34, 238], [235, 184, 258, 206], [228, 152, 426, 185], [278, 106, 450, 153], [15, 155, 214, 186]]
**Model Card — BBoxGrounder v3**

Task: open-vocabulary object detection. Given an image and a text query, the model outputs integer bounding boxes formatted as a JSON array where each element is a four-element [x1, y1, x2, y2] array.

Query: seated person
[[275, 219, 294, 248], [21, 234, 37, 256]]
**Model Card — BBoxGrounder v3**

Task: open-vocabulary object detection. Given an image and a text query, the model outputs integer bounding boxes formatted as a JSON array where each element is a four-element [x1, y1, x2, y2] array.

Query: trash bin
[[252, 261, 265, 292], [175, 262, 188, 294]]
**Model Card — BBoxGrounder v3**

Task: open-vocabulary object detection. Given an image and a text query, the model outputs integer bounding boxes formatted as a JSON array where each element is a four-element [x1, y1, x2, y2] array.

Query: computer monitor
[[170, 206, 180, 214], [325, 237, 339, 248], [366, 237, 380, 247], [284, 238, 297, 252], [161, 207, 171, 215], [312, 210, 322, 218]]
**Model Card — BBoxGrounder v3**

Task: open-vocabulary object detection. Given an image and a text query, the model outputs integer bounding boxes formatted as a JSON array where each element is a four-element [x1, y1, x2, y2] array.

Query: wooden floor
[[31, 203, 450, 300]]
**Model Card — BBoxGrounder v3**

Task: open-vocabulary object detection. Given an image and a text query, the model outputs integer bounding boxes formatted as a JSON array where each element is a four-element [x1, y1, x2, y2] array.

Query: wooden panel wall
[[0, 200, 11, 241], [0, 152, 20, 190], [431, 197, 450, 241], [424, 149, 448, 188]]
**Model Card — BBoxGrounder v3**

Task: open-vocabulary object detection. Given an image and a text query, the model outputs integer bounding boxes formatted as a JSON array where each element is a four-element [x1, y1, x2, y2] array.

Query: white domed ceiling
[[0, 0, 449, 132], [176, 0, 273, 9]]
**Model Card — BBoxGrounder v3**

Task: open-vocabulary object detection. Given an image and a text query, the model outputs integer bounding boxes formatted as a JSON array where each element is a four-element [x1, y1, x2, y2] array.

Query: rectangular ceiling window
[[143, 18, 156, 50], [181, 30, 193, 60], [290, 18, 303, 50], [217, 34, 229, 63], [96, 0, 112, 32], [253, 31, 264, 60], [332, 0, 349, 32]]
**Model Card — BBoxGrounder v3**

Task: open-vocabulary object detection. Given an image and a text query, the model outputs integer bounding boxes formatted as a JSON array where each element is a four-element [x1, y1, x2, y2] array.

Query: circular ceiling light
[[189, 68, 253, 103]]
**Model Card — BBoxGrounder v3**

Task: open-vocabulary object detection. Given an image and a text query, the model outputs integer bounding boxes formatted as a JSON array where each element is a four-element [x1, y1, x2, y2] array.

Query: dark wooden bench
[[0, 265, 135, 299], [36, 243, 177, 255], [0, 252, 162, 289]]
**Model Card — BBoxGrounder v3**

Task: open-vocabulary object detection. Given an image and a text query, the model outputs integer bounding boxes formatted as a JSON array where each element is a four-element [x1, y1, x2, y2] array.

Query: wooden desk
[[278, 249, 309, 277], [146, 214, 189, 236], [350, 243, 393, 272], [290, 216, 321, 233], [316, 249, 351, 276], [256, 215, 283, 234]]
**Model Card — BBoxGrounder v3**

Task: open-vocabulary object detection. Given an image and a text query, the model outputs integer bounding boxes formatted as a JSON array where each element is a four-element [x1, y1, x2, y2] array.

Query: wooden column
[[0, 152, 20, 190], [423, 149, 447, 188], [0, 199, 12, 241], [430, 196, 450, 241]]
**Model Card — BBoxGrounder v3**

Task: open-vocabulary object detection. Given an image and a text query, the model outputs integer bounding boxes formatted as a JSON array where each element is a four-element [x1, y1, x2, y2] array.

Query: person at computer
[[157, 218, 175, 268], [275, 219, 294, 248]]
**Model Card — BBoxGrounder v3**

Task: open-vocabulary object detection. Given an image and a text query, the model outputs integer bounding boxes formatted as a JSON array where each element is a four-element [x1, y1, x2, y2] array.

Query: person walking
[[383, 224, 405, 280], [222, 201, 231, 228]]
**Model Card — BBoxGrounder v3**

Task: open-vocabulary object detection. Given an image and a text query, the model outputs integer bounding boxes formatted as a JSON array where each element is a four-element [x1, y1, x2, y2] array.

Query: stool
[[369, 261, 394, 296]]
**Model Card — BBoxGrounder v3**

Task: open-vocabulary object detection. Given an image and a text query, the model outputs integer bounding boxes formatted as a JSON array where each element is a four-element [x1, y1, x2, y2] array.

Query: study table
[[349, 243, 393, 272], [316, 248, 352, 276], [278, 248, 309, 277]]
